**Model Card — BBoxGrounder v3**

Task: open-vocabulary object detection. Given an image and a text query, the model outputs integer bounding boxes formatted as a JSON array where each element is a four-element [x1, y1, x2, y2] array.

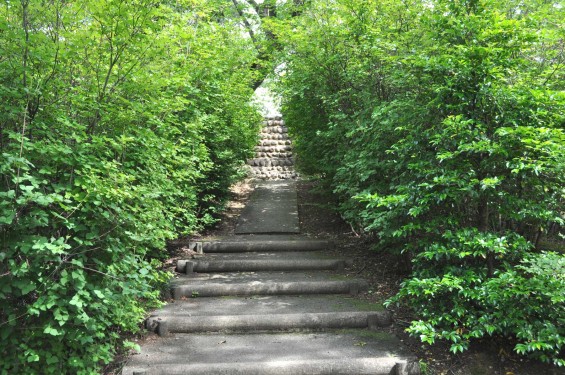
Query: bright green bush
[[0, 1, 260, 373], [390, 251, 565, 365], [277, 0, 565, 365]]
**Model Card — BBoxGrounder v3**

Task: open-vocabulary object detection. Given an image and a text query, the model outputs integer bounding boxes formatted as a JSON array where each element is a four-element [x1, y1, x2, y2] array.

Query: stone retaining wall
[[248, 117, 298, 180]]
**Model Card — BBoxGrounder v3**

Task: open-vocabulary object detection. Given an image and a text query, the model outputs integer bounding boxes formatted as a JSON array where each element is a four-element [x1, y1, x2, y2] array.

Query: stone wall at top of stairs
[[248, 116, 299, 180]]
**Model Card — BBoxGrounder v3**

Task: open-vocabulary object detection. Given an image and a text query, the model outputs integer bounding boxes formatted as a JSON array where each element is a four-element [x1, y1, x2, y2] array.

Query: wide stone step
[[171, 279, 367, 299], [260, 134, 291, 140], [251, 167, 297, 174], [147, 311, 391, 335], [177, 258, 347, 273], [199, 239, 332, 253], [176, 251, 346, 272], [122, 332, 420, 375], [128, 358, 415, 375], [252, 170, 299, 180], [150, 294, 384, 316]]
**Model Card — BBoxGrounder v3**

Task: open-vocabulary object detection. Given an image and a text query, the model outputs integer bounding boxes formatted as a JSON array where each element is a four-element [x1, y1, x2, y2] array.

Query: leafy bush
[[276, 0, 565, 365], [0, 1, 260, 373], [390, 251, 565, 365]]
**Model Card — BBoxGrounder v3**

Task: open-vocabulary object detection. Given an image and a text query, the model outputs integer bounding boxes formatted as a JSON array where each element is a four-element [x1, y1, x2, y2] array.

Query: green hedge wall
[[277, 0, 564, 365], [0, 1, 260, 373]]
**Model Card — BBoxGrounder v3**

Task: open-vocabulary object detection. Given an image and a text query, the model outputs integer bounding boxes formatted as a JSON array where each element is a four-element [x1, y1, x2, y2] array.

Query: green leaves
[[1, 0, 260, 373], [278, 0, 565, 366]]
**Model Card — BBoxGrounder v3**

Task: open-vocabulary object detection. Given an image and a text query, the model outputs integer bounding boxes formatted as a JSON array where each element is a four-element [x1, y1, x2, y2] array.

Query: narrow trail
[[122, 117, 419, 375], [122, 181, 419, 374]]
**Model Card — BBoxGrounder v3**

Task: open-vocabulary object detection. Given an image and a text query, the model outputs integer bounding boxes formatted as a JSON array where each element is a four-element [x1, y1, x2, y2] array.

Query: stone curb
[[146, 311, 392, 334], [129, 358, 421, 375], [201, 240, 332, 252], [171, 280, 368, 299], [176, 258, 346, 273]]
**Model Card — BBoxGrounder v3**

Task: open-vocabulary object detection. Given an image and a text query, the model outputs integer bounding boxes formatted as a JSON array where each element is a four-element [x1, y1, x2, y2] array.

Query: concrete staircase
[[248, 117, 298, 180], [122, 236, 420, 375], [122, 164, 419, 375]]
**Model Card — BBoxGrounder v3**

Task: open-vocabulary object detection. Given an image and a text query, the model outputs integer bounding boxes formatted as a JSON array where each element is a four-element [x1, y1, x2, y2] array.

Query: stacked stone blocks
[[249, 117, 298, 180]]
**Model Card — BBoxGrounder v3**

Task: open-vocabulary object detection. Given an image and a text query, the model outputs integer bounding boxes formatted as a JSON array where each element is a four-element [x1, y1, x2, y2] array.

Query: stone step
[[249, 159, 294, 167], [252, 176, 299, 181], [177, 258, 347, 273], [255, 152, 293, 158], [251, 171, 299, 179], [260, 126, 288, 134], [260, 133, 290, 140], [263, 119, 284, 125], [198, 239, 332, 252], [148, 295, 385, 318], [171, 277, 368, 299], [176, 251, 344, 273], [255, 145, 293, 152], [128, 359, 415, 375], [251, 166, 296, 171], [147, 311, 391, 335], [259, 140, 292, 146], [122, 332, 420, 375]]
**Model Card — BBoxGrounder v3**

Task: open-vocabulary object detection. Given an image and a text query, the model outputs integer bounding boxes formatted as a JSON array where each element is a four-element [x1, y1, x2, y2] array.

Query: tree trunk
[[478, 195, 494, 277]]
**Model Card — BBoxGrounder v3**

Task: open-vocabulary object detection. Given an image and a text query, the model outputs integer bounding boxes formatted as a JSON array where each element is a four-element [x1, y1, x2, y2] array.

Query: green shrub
[[277, 0, 565, 365], [0, 0, 260, 373], [389, 251, 565, 365]]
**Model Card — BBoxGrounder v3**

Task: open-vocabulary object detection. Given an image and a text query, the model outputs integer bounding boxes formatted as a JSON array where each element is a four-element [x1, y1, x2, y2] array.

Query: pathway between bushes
[[122, 180, 419, 375]]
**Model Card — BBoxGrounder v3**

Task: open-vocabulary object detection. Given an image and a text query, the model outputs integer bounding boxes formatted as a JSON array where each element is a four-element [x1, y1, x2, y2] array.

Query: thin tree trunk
[[478, 195, 493, 277]]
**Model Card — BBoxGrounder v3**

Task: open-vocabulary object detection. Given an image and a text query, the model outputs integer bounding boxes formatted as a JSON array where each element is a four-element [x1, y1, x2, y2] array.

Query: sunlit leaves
[[0, 0, 260, 373], [278, 0, 565, 366]]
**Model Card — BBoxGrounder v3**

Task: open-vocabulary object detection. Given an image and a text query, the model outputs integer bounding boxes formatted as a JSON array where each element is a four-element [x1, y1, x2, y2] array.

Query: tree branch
[[231, 0, 258, 47], [245, 0, 260, 13]]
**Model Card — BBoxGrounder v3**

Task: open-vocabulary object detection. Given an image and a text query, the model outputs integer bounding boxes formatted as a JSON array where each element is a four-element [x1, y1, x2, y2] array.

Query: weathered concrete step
[[184, 250, 338, 260], [171, 270, 360, 284], [171, 279, 367, 299], [177, 258, 347, 273], [252, 166, 296, 172], [149, 295, 384, 317], [252, 171, 299, 180], [147, 311, 391, 334], [199, 240, 331, 253], [175, 251, 345, 272], [128, 358, 416, 375], [122, 332, 420, 375], [255, 151, 293, 157], [259, 134, 292, 140]]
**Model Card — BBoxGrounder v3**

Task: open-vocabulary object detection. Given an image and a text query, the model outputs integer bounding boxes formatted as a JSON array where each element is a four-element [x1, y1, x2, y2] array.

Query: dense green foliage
[[0, 0, 260, 373], [1, 0, 563, 370], [276, 0, 565, 365]]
